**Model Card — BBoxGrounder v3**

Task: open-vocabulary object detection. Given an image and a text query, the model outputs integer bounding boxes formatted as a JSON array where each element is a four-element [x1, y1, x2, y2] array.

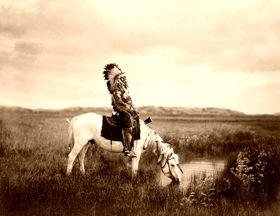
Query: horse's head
[[145, 129, 183, 182], [157, 143, 183, 182]]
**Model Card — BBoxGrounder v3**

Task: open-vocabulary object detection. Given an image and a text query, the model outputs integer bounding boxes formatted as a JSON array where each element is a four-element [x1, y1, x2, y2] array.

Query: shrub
[[229, 142, 280, 204], [210, 134, 280, 206]]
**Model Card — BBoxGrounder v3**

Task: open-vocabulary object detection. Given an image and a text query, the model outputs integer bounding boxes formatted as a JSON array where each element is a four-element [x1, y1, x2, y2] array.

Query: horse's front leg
[[131, 142, 142, 177], [131, 158, 140, 177]]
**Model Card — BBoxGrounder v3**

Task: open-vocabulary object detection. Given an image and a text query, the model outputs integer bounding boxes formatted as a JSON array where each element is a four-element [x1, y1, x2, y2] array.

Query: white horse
[[66, 112, 183, 182]]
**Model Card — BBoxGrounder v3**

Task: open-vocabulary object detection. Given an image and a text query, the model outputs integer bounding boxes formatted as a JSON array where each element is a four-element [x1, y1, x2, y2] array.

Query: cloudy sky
[[0, 0, 280, 114]]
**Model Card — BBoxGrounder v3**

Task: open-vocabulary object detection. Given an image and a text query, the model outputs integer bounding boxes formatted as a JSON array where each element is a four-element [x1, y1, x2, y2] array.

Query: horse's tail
[[66, 118, 74, 155]]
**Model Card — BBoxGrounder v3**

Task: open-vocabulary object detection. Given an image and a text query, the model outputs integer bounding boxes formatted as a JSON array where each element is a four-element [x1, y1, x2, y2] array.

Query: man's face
[[119, 75, 128, 87]]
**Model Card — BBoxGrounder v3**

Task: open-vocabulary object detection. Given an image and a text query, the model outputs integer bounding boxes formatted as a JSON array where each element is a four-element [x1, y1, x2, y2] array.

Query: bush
[[228, 141, 280, 205], [209, 134, 280, 206]]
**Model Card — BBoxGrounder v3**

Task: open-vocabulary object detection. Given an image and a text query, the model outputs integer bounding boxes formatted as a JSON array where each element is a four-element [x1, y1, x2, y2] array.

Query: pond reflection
[[159, 159, 225, 190]]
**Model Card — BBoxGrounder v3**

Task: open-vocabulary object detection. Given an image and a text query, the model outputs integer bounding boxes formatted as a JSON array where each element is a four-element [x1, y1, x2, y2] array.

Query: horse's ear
[[155, 134, 163, 142], [144, 117, 152, 124], [157, 154, 163, 164]]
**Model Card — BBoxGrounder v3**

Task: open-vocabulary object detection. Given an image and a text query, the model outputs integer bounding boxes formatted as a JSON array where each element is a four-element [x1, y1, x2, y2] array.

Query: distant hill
[[0, 106, 34, 113], [0, 105, 246, 117], [137, 106, 246, 116]]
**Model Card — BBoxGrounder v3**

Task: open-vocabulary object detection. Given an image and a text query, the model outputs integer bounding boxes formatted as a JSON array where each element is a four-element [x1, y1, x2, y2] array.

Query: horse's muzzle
[[171, 174, 182, 183]]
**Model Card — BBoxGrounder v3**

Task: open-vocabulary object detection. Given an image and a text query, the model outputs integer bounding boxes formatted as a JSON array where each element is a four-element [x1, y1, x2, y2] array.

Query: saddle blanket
[[101, 115, 141, 141]]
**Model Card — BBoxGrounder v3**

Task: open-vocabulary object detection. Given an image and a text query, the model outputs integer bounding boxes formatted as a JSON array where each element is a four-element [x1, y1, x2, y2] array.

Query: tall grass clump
[[0, 119, 11, 157], [163, 127, 279, 159]]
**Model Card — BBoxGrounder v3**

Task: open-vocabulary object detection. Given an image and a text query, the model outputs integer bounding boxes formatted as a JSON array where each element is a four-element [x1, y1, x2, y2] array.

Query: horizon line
[[0, 104, 279, 116]]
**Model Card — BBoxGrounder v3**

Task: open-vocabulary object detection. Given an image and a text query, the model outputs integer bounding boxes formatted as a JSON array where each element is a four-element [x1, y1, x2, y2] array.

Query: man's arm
[[113, 91, 133, 113]]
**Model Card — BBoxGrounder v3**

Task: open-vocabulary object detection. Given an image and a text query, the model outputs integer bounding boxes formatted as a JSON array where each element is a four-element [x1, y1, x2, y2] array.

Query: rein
[[153, 132, 184, 174], [154, 132, 175, 175], [160, 153, 184, 175], [147, 130, 183, 177]]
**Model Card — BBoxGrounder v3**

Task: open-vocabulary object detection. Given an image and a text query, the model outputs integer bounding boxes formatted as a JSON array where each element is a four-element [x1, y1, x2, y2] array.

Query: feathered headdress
[[103, 63, 124, 93]]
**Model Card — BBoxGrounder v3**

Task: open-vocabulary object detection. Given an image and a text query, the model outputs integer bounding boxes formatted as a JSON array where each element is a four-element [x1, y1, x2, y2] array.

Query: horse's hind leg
[[66, 140, 85, 176], [78, 143, 90, 175]]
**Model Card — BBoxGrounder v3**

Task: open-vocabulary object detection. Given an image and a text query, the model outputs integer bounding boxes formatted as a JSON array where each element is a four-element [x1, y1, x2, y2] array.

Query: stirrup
[[124, 150, 136, 158], [126, 151, 136, 158], [130, 151, 137, 158]]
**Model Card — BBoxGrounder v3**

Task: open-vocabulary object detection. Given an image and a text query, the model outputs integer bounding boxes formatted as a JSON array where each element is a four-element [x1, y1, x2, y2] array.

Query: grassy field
[[0, 109, 280, 216]]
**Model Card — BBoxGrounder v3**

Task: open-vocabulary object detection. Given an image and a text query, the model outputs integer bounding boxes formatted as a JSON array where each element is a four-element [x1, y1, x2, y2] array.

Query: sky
[[0, 0, 280, 114]]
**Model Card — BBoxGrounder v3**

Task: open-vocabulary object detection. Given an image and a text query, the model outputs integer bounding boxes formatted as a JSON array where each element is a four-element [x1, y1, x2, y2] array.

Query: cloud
[[3, 0, 278, 74], [0, 22, 26, 38], [0, 0, 279, 113], [160, 1, 280, 73], [85, 0, 280, 73], [15, 41, 41, 55], [240, 83, 280, 114], [0, 5, 31, 38], [0, 40, 42, 72]]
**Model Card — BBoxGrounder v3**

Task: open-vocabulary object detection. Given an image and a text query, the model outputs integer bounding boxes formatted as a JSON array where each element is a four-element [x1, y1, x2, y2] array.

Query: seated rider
[[103, 63, 138, 158]]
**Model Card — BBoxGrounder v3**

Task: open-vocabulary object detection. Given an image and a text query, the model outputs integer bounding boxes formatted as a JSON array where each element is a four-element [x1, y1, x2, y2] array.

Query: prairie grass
[[0, 111, 280, 215]]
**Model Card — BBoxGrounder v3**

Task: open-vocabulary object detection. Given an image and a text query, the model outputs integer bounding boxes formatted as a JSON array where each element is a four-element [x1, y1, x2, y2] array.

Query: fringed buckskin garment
[[103, 63, 139, 158]]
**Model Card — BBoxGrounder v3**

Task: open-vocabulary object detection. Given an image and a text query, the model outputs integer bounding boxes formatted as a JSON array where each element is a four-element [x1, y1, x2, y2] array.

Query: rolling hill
[[0, 105, 246, 117]]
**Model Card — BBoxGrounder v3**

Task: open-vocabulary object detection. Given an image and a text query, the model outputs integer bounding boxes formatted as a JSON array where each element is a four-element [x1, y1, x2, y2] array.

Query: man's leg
[[122, 127, 132, 155], [120, 112, 136, 158]]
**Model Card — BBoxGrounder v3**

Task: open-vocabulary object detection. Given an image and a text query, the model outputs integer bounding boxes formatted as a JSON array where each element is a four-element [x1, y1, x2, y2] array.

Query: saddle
[[101, 114, 141, 141]]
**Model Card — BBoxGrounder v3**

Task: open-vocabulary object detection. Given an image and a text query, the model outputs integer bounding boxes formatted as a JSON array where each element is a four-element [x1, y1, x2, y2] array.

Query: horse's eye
[[171, 164, 175, 167]]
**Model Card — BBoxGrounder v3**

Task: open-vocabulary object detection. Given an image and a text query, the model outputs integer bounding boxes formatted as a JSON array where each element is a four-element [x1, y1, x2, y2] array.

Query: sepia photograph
[[0, 0, 280, 215]]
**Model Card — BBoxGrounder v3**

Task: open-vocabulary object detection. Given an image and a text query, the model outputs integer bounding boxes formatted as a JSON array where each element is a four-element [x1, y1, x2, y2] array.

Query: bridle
[[159, 151, 184, 175], [154, 132, 184, 176]]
